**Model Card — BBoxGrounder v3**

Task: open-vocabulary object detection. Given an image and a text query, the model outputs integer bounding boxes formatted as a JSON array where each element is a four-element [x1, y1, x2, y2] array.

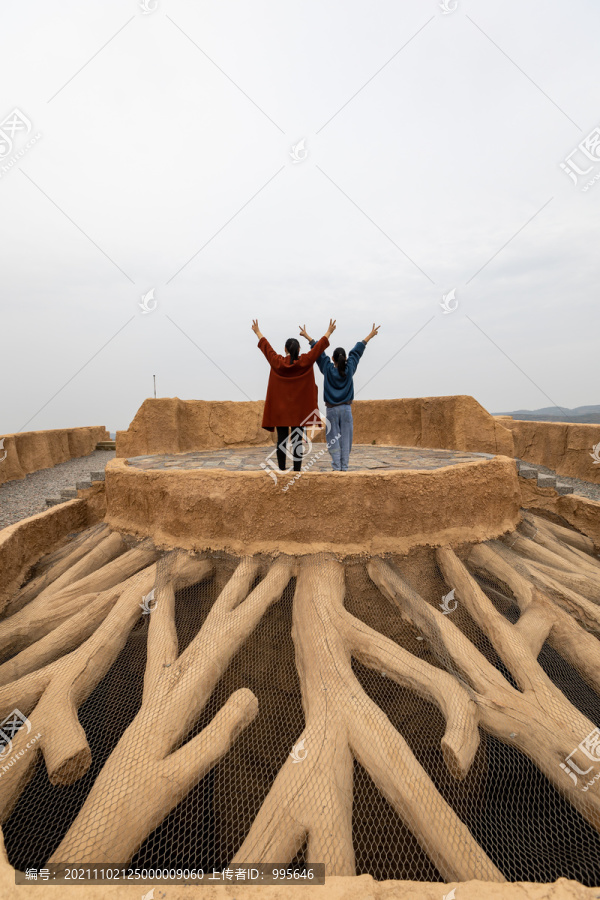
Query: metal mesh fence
[[2, 528, 600, 884]]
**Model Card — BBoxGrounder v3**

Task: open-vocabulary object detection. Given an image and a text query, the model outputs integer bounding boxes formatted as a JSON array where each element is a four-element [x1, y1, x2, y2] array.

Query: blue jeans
[[326, 404, 353, 470]]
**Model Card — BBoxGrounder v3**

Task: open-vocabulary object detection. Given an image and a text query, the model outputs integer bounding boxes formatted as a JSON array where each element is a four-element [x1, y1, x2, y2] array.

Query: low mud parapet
[[519, 477, 600, 548], [116, 396, 514, 458], [0, 500, 89, 613], [105, 455, 521, 557], [501, 418, 600, 485], [0, 426, 109, 486]]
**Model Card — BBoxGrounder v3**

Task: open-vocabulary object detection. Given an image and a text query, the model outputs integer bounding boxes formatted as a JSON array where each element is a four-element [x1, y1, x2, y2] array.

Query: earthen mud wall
[[0, 500, 89, 613], [116, 396, 514, 457], [499, 418, 600, 484], [0, 426, 109, 486], [518, 476, 600, 548], [105, 455, 521, 557], [352, 396, 514, 455]]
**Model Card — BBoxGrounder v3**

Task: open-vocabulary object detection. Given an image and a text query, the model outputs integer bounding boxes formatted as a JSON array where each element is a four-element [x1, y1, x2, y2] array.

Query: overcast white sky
[[1, 0, 599, 434]]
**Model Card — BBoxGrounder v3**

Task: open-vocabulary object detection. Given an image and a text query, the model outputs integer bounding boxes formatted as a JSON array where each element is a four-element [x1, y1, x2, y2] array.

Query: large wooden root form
[[501, 528, 600, 603], [0, 555, 171, 820], [368, 546, 600, 837], [3, 523, 111, 618], [0, 535, 157, 658], [468, 540, 600, 697], [48, 554, 295, 865], [234, 554, 503, 882], [1, 516, 597, 878]]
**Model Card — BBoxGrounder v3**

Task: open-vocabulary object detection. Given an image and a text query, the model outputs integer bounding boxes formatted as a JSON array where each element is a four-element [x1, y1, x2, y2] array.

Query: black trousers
[[275, 426, 305, 472]]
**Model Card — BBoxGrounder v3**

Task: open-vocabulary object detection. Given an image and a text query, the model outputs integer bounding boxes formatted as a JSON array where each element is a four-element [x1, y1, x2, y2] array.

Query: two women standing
[[252, 318, 380, 473], [251, 318, 336, 472]]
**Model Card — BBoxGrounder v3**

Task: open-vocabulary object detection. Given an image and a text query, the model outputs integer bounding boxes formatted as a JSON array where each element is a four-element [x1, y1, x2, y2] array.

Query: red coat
[[258, 335, 330, 431]]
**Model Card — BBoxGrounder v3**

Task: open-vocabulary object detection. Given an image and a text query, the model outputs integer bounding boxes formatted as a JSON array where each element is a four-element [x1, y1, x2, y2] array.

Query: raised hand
[[326, 318, 336, 338], [364, 323, 380, 343], [252, 319, 264, 340], [299, 324, 312, 341]]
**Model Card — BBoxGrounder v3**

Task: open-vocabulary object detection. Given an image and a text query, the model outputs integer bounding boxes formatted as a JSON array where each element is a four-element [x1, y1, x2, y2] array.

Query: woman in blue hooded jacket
[[300, 322, 380, 471]]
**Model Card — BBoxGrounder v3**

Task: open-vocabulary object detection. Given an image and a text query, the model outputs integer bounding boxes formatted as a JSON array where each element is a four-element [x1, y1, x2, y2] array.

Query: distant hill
[[494, 405, 600, 424]]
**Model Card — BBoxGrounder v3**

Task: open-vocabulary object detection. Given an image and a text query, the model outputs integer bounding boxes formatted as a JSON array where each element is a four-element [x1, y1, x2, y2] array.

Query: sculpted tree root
[[0, 518, 598, 881], [0, 555, 177, 821], [26, 523, 108, 576], [468, 541, 600, 697], [17, 530, 125, 609], [368, 549, 600, 836], [233, 554, 503, 882], [501, 531, 600, 603], [47, 554, 295, 865], [481, 539, 600, 636], [524, 512, 599, 557], [3, 523, 110, 618], [0, 538, 157, 658], [521, 512, 600, 573], [0, 574, 149, 688]]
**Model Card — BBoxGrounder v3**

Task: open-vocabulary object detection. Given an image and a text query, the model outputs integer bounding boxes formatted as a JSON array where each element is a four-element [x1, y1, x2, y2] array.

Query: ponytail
[[285, 338, 300, 363], [333, 347, 347, 376]]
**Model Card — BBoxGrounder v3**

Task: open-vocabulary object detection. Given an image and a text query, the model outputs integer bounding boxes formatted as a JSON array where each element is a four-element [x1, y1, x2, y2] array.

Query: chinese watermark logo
[[139, 288, 157, 314], [261, 408, 330, 485], [281, 431, 341, 491], [0, 108, 42, 180], [440, 588, 457, 614], [439, 0, 458, 13], [290, 738, 308, 763], [289, 139, 308, 163], [0, 709, 31, 760], [590, 442, 600, 465], [0, 109, 31, 158], [139, 0, 159, 14], [140, 588, 157, 615], [560, 125, 600, 192], [559, 726, 600, 792], [440, 289, 458, 314]]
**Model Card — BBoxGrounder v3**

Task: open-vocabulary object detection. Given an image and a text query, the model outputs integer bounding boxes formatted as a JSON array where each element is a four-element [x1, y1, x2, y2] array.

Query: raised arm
[[362, 323, 380, 344], [252, 319, 282, 367], [302, 323, 328, 372], [304, 320, 336, 367], [308, 340, 328, 373], [348, 323, 380, 376]]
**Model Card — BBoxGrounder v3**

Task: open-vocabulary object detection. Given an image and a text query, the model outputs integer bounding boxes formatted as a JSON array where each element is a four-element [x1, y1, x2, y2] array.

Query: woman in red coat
[[252, 318, 336, 472]]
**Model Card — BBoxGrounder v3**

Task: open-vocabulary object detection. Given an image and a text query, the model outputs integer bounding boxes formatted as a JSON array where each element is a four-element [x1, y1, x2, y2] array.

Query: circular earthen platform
[[105, 445, 521, 556]]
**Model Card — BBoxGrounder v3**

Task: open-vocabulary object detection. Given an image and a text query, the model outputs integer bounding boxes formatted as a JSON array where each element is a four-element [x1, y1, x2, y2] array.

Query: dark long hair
[[285, 338, 300, 363], [333, 347, 347, 376]]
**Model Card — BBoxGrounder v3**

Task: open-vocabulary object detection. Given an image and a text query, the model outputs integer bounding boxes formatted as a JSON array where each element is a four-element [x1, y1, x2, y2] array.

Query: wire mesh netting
[[1, 518, 600, 884]]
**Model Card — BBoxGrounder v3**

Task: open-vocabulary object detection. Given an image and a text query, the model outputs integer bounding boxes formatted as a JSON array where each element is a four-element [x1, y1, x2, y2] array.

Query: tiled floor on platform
[[128, 445, 495, 473]]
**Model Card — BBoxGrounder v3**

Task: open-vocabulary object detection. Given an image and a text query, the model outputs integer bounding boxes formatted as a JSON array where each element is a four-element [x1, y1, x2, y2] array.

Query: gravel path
[[0, 450, 115, 529]]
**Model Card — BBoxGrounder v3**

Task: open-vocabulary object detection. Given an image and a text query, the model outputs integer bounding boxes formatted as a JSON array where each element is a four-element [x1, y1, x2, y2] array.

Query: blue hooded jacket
[[309, 339, 366, 406]]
